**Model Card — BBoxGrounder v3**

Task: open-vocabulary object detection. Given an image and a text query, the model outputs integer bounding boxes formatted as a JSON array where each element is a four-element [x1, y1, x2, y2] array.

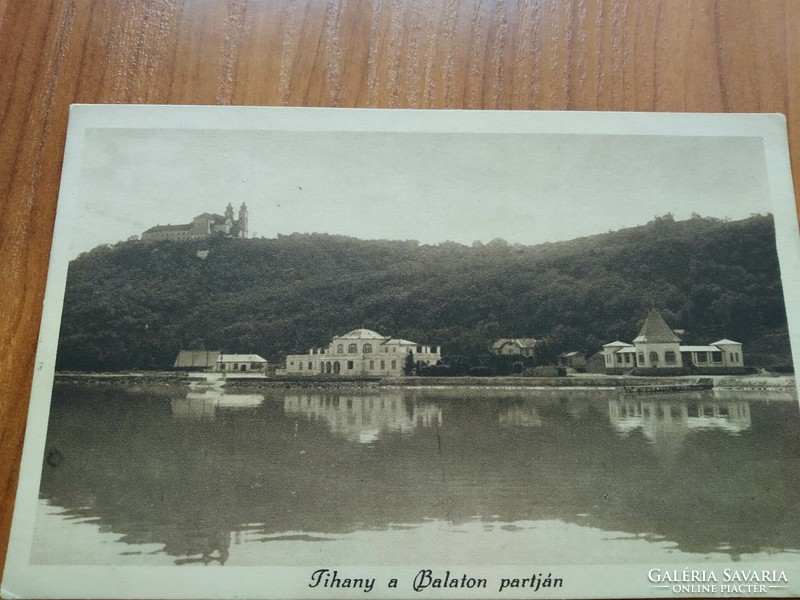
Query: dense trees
[[56, 214, 791, 371]]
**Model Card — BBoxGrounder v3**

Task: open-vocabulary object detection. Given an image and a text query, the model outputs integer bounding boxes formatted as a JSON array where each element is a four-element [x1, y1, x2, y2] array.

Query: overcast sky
[[68, 128, 771, 257]]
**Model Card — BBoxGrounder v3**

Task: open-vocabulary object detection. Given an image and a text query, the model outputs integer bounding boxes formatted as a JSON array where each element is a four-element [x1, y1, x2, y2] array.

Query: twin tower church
[[141, 203, 248, 241]]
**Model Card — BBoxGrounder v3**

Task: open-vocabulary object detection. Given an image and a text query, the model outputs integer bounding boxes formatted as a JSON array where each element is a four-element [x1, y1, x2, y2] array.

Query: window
[[220, 364, 226, 370], [417, 345, 423, 353], [363, 343, 373, 354], [649, 351, 658, 364], [347, 361, 354, 370], [711, 352, 722, 363], [638, 353, 645, 364], [625, 354, 631, 364], [430, 346, 437, 353], [380, 360, 385, 369], [616, 354, 623, 364], [348, 343, 358, 354], [664, 351, 676, 364], [337, 344, 344, 354], [391, 360, 397, 369], [730, 352, 735, 362], [696, 352, 708, 363], [369, 360, 374, 370], [308, 362, 313, 370], [299, 362, 303, 370], [606, 354, 611, 364]]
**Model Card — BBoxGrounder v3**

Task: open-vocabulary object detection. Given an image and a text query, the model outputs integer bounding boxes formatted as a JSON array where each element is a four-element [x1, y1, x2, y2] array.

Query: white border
[[3, 107, 799, 599]]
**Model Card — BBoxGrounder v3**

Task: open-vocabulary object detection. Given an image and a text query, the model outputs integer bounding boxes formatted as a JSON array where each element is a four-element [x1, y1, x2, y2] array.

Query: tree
[[403, 350, 415, 376]]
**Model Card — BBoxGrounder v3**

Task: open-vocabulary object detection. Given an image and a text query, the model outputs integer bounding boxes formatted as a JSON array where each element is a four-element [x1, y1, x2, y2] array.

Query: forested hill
[[56, 214, 792, 371]]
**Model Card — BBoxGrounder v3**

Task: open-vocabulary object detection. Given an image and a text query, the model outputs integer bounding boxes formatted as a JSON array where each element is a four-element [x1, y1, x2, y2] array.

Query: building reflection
[[170, 390, 265, 419], [608, 396, 751, 460], [282, 393, 442, 443], [498, 402, 543, 427]]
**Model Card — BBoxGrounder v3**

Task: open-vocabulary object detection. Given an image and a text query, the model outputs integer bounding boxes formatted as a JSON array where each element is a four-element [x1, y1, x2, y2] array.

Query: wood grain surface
[[1, 0, 799, 576]]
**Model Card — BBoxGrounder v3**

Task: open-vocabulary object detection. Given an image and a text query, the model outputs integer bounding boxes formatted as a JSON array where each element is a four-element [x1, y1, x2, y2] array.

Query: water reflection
[[36, 382, 800, 565], [609, 397, 751, 437], [607, 396, 753, 463], [282, 393, 442, 443], [498, 402, 543, 427], [171, 392, 265, 419]]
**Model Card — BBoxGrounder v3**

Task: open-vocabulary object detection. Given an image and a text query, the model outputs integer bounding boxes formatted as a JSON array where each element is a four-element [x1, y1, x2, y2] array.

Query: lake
[[31, 380, 800, 567]]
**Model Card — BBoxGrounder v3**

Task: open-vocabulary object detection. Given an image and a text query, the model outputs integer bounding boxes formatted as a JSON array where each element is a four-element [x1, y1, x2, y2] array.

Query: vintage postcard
[[2, 106, 800, 599]]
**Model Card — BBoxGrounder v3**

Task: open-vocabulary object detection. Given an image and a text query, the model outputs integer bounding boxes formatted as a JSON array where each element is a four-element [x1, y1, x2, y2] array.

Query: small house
[[491, 338, 538, 357]]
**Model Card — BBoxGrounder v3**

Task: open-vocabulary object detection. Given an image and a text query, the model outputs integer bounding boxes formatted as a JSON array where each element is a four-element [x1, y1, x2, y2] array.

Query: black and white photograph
[[3, 106, 800, 599]]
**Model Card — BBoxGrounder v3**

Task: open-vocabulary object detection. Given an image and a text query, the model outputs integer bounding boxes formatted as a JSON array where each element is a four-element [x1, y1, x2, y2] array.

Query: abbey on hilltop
[[142, 203, 248, 241]]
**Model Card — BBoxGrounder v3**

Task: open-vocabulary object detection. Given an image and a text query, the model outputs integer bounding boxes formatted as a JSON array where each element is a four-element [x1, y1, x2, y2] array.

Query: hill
[[56, 214, 792, 371]]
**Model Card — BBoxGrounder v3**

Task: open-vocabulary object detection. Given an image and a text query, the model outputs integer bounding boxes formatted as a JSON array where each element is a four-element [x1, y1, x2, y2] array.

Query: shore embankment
[[54, 371, 797, 393]]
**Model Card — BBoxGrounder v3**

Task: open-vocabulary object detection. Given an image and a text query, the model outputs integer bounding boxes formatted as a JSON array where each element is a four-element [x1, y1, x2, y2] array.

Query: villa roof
[[680, 345, 721, 353], [603, 340, 634, 348], [711, 338, 741, 346], [632, 310, 681, 343], [337, 329, 390, 340]]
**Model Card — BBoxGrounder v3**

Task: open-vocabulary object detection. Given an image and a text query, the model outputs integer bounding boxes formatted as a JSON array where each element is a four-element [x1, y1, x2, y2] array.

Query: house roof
[[492, 338, 537, 350], [217, 354, 267, 363], [680, 345, 721, 353], [617, 347, 638, 354], [711, 338, 741, 346], [337, 329, 390, 340], [173, 350, 220, 368], [632, 310, 681, 343], [603, 340, 634, 348], [560, 351, 584, 357]]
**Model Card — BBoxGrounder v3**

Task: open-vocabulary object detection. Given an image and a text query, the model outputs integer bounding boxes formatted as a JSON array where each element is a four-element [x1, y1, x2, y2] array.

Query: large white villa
[[281, 329, 442, 376], [602, 309, 743, 372]]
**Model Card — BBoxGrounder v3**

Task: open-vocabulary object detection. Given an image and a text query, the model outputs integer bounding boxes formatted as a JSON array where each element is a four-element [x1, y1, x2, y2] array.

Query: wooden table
[[1, 0, 799, 575]]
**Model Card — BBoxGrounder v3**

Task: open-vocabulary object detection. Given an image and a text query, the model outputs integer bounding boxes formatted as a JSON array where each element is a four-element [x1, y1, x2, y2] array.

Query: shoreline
[[53, 371, 797, 392]]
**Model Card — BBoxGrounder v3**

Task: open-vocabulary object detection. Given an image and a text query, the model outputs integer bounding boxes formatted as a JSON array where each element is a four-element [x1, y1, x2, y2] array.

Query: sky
[[67, 127, 772, 256]]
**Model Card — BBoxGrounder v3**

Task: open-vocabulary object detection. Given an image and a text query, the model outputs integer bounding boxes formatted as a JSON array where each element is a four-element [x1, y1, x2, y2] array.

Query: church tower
[[238, 202, 248, 238], [224, 202, 235, 222]]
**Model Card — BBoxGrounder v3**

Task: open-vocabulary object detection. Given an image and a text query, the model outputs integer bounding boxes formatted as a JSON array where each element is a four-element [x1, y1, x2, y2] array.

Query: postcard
[[2, 106, 800, 599]]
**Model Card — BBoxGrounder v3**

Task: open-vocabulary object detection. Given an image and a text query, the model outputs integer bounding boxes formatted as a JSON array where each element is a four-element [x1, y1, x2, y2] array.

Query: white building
[[282, 328, 442, 376], [602, 310, 744, 372]]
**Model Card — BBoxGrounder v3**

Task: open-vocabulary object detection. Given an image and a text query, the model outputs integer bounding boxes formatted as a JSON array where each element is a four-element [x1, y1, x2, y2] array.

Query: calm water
[[32, 381, 800, 566]]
